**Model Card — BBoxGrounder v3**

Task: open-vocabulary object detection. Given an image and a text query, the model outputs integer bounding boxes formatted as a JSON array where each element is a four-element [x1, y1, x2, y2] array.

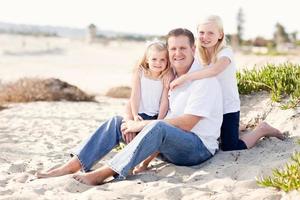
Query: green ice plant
[[237, 62, 300, 109], [256, 151, 300, 192]]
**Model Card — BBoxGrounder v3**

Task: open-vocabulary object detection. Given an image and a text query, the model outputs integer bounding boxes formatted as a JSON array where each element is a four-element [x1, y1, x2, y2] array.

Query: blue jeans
[[220, 111, 247, 151], [72, 116, 212, 178]]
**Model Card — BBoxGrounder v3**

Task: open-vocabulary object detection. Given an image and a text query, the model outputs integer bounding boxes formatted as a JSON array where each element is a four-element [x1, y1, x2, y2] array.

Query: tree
[[274, 22, 290, 44], [236, 7, 245, 45], [290, 31, 298, 43]]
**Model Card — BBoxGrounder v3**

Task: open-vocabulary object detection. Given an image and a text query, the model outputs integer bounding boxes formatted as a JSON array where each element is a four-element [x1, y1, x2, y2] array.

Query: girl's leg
[[221, 112, 284, 151], [220, 112, 246, 151], [36, 116, 124, 178], [132, 113, 160, 174], [73, 120, 212, 185], [133, 152, 159, 174], [240, 121, 284, 148]]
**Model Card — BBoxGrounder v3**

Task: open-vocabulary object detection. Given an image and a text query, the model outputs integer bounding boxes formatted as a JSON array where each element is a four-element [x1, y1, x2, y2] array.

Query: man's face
[[167, 35, 195, 73]]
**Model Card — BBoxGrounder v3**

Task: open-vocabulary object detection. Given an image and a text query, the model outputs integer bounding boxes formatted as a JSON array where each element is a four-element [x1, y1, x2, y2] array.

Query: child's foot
[[239, 123, 247, 132], [257, 122, 285, 140], [133, 164, 149, 175]]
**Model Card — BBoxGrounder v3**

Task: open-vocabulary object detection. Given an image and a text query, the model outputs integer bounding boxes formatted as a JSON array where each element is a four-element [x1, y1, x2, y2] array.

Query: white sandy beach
[[1, 34, 300, 199]]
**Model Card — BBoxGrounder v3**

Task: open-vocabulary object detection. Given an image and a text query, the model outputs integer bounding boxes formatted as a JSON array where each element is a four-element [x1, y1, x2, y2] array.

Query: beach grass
[[237, 62, 300, 108]]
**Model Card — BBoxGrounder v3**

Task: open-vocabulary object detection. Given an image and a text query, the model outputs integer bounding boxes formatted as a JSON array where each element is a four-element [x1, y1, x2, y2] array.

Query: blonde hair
[[197, 15, 227, 65], [136, 41, 170, 79]]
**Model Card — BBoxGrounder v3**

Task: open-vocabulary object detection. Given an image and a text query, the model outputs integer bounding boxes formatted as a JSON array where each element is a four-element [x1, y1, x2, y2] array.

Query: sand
[[0, 34, 300, 199]]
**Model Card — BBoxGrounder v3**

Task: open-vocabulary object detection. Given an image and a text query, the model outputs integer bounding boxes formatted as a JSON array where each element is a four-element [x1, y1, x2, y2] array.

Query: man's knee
[[148, 120, 167, 130], [111, 115, 123, 123]]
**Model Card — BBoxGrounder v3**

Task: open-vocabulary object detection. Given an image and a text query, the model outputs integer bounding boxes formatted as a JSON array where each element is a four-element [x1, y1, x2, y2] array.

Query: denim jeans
[[138, 113, 158, 120], [72, 116, 212, 178]]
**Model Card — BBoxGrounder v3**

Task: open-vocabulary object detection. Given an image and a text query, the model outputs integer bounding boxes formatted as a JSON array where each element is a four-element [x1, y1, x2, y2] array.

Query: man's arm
[[164, 114, 202, 132], [123, 114, 202, 134]]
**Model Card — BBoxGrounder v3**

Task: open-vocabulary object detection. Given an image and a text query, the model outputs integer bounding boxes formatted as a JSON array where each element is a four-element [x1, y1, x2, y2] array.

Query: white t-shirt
[[138, 72, 164, 116], [214, 47, 240, 114], [166, 60, 223, 154]]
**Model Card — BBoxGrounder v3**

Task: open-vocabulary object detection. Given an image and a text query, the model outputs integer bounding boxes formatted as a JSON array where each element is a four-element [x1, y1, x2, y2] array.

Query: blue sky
[[0, 0, 298, 39]]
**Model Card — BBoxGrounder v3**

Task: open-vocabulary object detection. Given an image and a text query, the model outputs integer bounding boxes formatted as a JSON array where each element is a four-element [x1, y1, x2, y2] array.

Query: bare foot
[[73, 166, 116, 185], [73, 172, 105, 186], [256, 122, 285, 140], [239, 123, 247, 132], [133, 164, 149, 175], [35, 167, 74, 178]]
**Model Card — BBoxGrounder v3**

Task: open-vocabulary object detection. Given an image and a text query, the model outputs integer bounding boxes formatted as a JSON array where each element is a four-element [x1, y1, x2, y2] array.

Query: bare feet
[[36, 166, 74, 178], [73, 173, 105, 186], [133, 164, 149, 175], [239, 123, 247, 132], [256, 122, 285, 140], [35, 157, 82, 178], [73, 166, 116, 185], [241, 121, 285, 148]]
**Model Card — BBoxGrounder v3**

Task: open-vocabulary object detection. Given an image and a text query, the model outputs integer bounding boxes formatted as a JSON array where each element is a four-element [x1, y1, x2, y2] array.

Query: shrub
[[105, 86, 131, 98], [0, 78, 95, 103], [257, 151, 300, 192], [237, 62, 300, 108]]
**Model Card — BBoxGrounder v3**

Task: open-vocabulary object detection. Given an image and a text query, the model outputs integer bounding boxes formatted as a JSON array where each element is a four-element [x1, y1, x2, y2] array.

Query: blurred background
[[0, 0, 299, 95]]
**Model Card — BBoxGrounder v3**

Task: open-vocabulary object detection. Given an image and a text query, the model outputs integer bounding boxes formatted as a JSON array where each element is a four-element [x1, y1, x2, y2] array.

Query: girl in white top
[[129, 41, 170, 122], [125, 41, 170, 173], [170, 15, 284, 151]]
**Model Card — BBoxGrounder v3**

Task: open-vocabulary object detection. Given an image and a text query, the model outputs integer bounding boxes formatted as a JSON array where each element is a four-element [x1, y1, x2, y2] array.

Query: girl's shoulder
[[135, 66, 144, 77], [219, 46, 233, 54], [217, 46, 234, 59]]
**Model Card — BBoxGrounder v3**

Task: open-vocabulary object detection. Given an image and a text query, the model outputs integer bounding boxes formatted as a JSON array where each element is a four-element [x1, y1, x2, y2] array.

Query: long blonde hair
[[136, 41, 170, 79], [197, 15, 227, 65]]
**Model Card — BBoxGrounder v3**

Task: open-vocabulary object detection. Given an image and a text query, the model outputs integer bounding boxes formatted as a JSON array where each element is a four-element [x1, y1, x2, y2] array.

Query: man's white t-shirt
[[214, 47, 240, 114], [166, 60, 223, 154]]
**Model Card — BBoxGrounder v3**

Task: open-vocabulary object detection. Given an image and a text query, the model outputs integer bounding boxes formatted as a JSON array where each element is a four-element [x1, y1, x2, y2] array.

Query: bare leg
[[73, 165, 116, 185], [133, 152, 159, 174], [35, 156, 82, 178], [240, 121, 284, 149], [239, 122, 247, 132]]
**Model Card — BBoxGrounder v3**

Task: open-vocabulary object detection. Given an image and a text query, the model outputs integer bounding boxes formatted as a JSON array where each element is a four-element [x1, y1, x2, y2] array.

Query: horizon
[[0, 0, 299, 40]]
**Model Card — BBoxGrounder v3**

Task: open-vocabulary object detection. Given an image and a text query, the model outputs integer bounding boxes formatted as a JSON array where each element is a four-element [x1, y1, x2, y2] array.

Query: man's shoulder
[[189, 77, 221, 94], [191, 77, 219, 87]]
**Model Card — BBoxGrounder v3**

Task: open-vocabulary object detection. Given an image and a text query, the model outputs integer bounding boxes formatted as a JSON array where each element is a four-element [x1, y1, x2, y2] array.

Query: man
[[36, 28, 223, 185]]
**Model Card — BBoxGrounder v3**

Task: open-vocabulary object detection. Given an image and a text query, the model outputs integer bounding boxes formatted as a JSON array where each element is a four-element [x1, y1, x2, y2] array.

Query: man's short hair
[[166, 28, 195, 47]]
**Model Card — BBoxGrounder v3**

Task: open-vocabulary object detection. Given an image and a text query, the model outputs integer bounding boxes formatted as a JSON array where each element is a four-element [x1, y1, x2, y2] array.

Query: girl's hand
[[170, 74, 188, 90], [162, 69, 175, 88], [133, 115, 143, 121]]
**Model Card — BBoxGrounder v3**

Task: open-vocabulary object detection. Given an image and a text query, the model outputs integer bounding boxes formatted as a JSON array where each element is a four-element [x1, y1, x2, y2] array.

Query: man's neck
[[175, 59, 194, 77]]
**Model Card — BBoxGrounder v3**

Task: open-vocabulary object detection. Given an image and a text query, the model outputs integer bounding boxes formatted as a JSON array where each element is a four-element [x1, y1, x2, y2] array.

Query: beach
[[1, 34, 300, 199]]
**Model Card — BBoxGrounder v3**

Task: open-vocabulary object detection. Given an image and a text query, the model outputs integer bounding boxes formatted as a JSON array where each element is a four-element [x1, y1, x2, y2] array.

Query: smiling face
[[167, 35, 195, 76], [146, 49, 168, 75], [198, 22, 223, 51]]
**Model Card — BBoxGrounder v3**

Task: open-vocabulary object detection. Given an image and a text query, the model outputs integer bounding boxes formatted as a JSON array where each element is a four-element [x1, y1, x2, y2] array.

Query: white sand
[[1, 34, 300, 199]]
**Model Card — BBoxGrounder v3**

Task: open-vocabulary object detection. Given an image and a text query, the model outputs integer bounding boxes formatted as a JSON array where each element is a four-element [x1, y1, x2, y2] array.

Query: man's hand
[[120, 121, 137, 144], [122, 120, 146, 134]]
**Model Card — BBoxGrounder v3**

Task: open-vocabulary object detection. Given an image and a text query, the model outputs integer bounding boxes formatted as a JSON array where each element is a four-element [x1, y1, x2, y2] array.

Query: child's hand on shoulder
[[163, 69, 175, 88], [170, 74, 188, 90]]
